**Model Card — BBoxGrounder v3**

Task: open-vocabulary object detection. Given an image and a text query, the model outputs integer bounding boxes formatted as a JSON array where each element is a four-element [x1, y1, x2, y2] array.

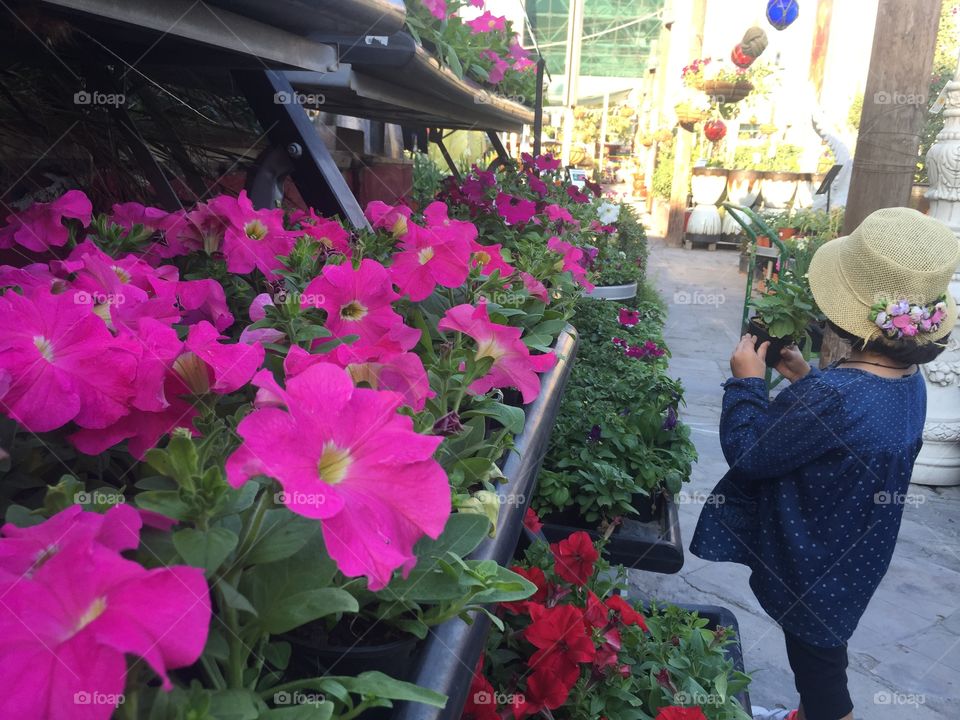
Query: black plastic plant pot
[[390, 328, 579, 720], [539, 492, 684, 574], [808, 320, 825, 354], [668, 603, 752, 715], [747, 317, 804, 368]]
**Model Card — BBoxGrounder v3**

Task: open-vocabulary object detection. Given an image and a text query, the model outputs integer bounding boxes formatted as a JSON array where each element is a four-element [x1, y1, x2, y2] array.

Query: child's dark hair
[[826, 321, 949, 365]]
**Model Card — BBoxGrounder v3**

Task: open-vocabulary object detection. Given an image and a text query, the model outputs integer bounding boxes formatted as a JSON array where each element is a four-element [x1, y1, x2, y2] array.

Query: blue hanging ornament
[[766, 0, 799, 31]]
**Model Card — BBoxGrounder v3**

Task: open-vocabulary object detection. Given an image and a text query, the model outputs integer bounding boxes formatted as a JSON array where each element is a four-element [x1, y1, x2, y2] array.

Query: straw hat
[[808, 207, 960, 344]]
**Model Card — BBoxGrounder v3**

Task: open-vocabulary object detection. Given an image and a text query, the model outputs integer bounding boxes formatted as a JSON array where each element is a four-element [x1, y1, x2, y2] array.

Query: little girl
[[691, 208, 960, 720]]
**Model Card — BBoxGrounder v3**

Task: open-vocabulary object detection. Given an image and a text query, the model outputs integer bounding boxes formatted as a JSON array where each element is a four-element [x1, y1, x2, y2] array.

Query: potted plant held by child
[[747, 275, 820, 367]]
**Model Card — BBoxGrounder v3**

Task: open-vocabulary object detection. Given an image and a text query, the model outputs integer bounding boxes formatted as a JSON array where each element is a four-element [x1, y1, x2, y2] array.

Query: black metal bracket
[[429, 129, 461, 182], [485, 130, 512, 172], [233, 69, 369, 229], [533, 57, 546, 158]]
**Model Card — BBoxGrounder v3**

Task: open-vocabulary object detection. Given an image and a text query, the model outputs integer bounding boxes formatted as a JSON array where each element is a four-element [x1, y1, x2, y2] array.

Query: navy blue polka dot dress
[[690, 365, 926, 648]]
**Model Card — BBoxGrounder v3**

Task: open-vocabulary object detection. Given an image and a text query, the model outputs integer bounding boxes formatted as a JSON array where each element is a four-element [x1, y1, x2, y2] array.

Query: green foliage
[[749, 276, 820, 340], [731, 142, 802, 172], [410, 152, 445, 210], [652, 137, 675, 200], [918, 0, 960, 183], [536, 295, 697, 522], [590, 204, 648, 286]]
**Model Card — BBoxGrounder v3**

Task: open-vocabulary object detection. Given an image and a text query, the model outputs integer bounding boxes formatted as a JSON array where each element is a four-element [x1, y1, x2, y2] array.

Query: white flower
[[875, 311, 888, 326], [597, 202, 621, 225], [909, 306, 924, 321]]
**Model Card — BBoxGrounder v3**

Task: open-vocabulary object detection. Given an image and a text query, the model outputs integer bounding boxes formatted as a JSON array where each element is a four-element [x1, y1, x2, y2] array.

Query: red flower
[[551, 531, 599, 585], [584, 591, 610, 628], [593, 628, 622, 670], [525, 604, 596, 673], [511, 663, 580, 719], [463, 670, 499, 720], [656, 707, 707, 720], [523, 507, 543, 533], [618, 308, 640, 326], [605, 594, 648, 630], [501, 566, 548, 615]]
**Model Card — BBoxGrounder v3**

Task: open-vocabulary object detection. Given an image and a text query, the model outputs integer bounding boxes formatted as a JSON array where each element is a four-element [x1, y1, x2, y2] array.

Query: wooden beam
[[666, 0, 707, 246], [844, 0, 941, 233]]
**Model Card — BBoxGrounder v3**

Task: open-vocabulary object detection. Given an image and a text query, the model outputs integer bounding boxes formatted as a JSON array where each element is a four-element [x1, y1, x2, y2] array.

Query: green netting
[[528, 0, 665, 78]]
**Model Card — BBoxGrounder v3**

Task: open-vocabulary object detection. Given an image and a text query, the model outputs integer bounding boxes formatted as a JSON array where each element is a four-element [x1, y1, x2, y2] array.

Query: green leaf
[[207, 689, 260, 720], [463, 402, 526, 434], [330, 672, 447, 707], [260, 588, 358, 634], [244, 510, 320, 565], [259, 705, 334, 720], [219, 579, 258, 616], [135, 490, 190, 521], [173, 527, 238, 575]]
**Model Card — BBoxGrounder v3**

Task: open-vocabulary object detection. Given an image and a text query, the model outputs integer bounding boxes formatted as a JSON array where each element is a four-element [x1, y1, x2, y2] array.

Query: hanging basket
[[702, 80, 754, 104], [675, 103, 708, 131]]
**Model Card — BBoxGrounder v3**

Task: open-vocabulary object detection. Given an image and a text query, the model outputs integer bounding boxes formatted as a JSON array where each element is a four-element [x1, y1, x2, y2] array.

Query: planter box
[[540, 493, 684, 574], [583, 281, 638, 300], [391, 328, 579, 720]]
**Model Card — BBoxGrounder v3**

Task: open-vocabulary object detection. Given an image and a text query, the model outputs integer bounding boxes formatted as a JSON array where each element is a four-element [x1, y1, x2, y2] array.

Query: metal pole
[[533, 57, 546, 157], [560, 0, 584, 166]]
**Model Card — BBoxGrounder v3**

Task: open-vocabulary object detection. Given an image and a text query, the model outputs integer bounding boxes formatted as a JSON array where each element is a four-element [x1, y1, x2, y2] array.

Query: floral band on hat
[[870, 296, 948, 340]]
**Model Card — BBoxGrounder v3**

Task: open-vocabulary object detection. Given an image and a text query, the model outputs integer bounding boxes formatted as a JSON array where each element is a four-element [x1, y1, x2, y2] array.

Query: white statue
[[810, 106, 853, 209], [913, 59, 960, 487]]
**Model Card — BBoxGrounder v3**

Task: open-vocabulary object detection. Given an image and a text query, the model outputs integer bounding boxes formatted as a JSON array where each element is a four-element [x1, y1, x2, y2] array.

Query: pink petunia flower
[[470, 239, 514, 277], [206, 191, 293, 276], [544, 204, 578, 226], [547, 236, 594, 291], [285, 344, 434, 412], [389, 209, 473, 301], [0, 287, 137, 433], [177, 278, 234, 332], [0, 509, 210, 719], [438, 301, 557, 403], [290, 207, 352, 256], [495, 192, 537, 226], [527, 173, 549, 196], [109, 201, 169, 232], [421, 0, 448, 19], [481, 50, 511, 84], [519, 271, 549, 303], [365, 201, 412, 238], [225, 363, 450, 590], [618, 308, 640, 327], [301, 259, 420, 356], [0, 190, 92, 252], [566, 185, 590, 204], [467, 11, 507, 33]]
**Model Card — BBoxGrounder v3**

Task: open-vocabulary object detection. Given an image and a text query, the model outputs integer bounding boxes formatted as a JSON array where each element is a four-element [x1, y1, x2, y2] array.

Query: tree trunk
[[844, 0, 941, 233], [666, 0, 707, 246]]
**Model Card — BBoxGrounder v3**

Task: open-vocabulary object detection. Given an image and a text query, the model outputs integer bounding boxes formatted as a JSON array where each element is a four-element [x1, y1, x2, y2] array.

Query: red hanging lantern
[[731, 44, 754, 68], [704, 120, 727, 143]]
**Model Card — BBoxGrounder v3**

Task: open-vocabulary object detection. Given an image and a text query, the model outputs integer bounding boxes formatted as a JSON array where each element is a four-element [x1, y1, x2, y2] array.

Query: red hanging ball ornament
[[704, 120, 727, 143], [731, 44, 755, 68]]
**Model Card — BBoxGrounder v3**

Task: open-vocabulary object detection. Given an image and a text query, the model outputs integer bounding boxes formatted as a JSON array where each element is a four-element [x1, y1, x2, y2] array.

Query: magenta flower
[[438, 302, 557, 403], [519, 271, 549, 303], [618, 308, 640, 327], [226, 363, 450, 590], [536, 154, 562, 172], [0, 510, 210, 718], [495, 192, 537, 226], [547, 236, 594, 291], [206, 191, 293, 276], [481, 50, 512, 84], [177, 278, 234, 332], [109, 201, 169, 232], [0, 288, 137, 433], [509, 39, 535, 70], [566, 185, 590, 204], [389, 216, 473, 302], [0, 190, 92, 252], [470, 239, 515, 277], [544, 204, 578, 226], [291, 208, 352, 256], [302, 259, 420, 354], [527, 174, 549, 196], [467, 11, 507, 33], [285, 345, 434, 412], [71, 319, 263, 458], [421, 0, 448, 19], [365, 201, 412, 238]]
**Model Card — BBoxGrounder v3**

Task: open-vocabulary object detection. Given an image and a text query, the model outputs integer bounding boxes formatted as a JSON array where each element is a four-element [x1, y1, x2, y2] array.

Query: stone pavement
[[627, 239, 960, 719]]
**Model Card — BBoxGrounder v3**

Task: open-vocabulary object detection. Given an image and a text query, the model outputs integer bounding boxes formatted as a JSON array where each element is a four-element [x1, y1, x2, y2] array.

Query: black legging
[[784, 630, 854, 720]]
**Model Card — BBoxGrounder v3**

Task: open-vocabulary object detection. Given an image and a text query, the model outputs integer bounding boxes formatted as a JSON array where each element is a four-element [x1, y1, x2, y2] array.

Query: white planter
[[584, 281, 638, 300], [688, 169, 728, 237], [760, 172, 800, 210], [723, 171, 761, 236], [793, 174, 816, 209]]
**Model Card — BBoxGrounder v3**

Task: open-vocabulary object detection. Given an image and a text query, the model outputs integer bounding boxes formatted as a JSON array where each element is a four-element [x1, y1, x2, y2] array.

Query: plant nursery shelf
[[392, 327, 579, 720], [205, 0, 407, 38], [285, 32, 535, 133]]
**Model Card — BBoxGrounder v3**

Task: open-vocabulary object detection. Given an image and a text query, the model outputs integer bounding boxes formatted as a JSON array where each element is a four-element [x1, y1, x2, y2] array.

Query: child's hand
[[776, 344, 811, 382], [730, 334, 769, 379]]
